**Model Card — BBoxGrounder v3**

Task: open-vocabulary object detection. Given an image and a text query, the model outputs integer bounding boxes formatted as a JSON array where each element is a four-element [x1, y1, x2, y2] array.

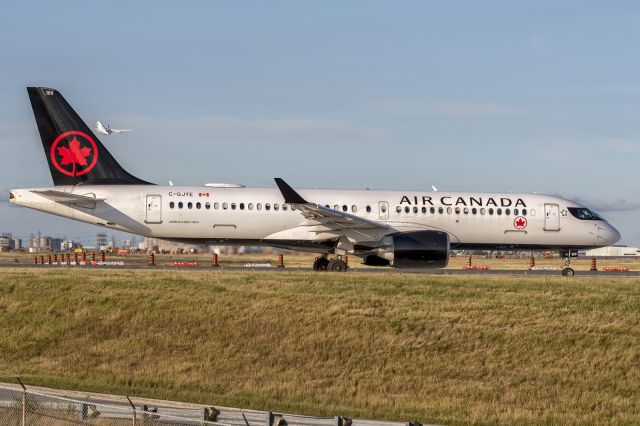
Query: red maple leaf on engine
[[57, 137, 92, 167]]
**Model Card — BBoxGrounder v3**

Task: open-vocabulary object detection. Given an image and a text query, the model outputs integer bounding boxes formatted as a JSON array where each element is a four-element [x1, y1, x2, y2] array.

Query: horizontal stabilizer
[[32, 190, 104, 204]]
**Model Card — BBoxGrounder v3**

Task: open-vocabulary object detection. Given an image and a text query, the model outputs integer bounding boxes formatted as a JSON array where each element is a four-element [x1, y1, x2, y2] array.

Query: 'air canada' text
[[399, 195, 527, 208]]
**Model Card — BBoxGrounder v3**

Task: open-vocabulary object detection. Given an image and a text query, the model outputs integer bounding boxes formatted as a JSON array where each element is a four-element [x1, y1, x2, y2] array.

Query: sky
[[0, 0, 639, 246]]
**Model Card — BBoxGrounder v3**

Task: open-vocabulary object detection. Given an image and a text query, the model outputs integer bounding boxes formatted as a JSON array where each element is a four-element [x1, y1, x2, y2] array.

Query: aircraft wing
[[274, 178, 389, 231], [31, 190, 104, 204]]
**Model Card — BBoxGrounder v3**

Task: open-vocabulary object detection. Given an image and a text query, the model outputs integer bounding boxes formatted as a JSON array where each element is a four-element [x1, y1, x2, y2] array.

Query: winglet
[[274, 178, 308, 204]]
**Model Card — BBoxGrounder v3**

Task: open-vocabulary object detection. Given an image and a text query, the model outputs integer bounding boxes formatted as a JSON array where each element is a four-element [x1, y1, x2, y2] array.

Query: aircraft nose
[[605, 223, 622, 245]]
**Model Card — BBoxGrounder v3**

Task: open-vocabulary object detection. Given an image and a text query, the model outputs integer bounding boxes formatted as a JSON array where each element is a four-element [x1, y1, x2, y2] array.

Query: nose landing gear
[[561, 253, 575, 276]]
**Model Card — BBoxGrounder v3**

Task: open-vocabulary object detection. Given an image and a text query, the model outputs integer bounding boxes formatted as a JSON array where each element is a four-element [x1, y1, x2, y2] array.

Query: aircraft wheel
[[327, 259, 348, 272], [562, 267, 575, 277], [313, 257, 329, 271]]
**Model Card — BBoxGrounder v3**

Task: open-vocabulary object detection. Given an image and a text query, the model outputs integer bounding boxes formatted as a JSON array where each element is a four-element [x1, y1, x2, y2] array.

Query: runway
[[1, 263, 639, 277]]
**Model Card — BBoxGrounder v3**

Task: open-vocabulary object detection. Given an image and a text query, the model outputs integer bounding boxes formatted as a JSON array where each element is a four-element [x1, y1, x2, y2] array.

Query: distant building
[[12, 238, 22, 250], [141, 237, 209, 254], [30, 236, 53, 252], [51, 238, 63, 252], [97, 233, 108, 248], [586, 246, 639, 257], [0, 234, 13, 252], [61, 240, 81, 251]]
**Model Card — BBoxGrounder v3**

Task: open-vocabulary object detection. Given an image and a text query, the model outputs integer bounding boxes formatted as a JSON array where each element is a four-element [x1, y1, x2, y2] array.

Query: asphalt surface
[[1, 263, 639, 276]]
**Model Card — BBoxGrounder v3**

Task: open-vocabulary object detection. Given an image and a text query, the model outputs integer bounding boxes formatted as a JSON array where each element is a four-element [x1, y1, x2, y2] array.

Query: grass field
[[0, 268, 639, 425]]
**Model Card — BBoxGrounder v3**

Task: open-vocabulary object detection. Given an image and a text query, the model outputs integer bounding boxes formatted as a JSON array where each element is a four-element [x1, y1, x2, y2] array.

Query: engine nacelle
[[388, 230, 449, 268]]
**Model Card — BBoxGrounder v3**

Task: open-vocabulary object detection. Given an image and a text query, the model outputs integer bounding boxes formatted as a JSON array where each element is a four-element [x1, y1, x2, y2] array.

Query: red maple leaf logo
[[514, 217, 527, 229], [57, 137, 92, 175], [50, 131, 99, 177]]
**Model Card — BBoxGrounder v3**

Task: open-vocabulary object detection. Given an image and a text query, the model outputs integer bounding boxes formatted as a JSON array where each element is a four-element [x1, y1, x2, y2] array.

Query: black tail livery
[[27, 87, 152, 186]]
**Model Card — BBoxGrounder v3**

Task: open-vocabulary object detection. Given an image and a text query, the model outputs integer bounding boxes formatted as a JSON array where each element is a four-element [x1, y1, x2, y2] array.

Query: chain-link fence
[[0, 382, 429, 426], [0, 383, 229, 426]]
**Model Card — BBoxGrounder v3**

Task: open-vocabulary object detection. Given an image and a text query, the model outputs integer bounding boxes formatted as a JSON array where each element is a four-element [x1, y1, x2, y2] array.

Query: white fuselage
[[10, 185, 621, 255]]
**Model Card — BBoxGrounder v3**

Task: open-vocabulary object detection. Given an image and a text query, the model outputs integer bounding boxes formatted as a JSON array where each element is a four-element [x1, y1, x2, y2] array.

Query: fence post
[[126, 396, 136, 426], [17, 378, 26, 426]]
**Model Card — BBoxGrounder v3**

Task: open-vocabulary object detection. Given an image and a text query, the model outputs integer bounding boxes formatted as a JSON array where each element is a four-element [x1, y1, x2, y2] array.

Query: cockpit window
[[568, 207, 602, 220]]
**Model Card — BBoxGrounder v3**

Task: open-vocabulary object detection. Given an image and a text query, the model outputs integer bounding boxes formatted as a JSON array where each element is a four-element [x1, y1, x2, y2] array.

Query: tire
[[313, 257, 329, 271], [327, 259, 348, 272], [562, 267, 575, 277]]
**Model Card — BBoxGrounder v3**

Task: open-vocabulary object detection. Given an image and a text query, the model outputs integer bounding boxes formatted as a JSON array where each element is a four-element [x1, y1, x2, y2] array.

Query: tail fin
[[27, 87, 152, 186]]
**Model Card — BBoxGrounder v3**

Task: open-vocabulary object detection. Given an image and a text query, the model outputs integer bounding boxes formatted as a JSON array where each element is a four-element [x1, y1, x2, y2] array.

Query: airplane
[[95, 120, 132, 135], [9, 87, 621, 276]]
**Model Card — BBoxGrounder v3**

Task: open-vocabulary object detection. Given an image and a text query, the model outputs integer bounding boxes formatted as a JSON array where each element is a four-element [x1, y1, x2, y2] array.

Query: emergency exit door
[[544, 203, 560, 231], [145, 195, 162, 224], [379, 201, 389, 220]]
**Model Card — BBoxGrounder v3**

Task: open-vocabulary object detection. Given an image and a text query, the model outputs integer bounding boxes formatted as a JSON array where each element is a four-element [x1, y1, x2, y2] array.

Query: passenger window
[[325, 205, 330, 208], [231, 203, 236, 210], [366, 205, 372, 213], [334, 205, 340, 210], [505, 208, 510, 215], [430, 207, 436, 214], [265, 203, 271, 211], [455, 207, 460, 214], [351, 205, 357, 213], [196, 202, 201, 209], [497, 208, 502, 215], [257, 203, 262, 210], [464, 207, 469, 214], [205, 202, 211, 209], [169, 201, 175, 209], [438, 207, 444, 214], [405, 206, 410, 213], [282, 204, 288, 211], [522, 209, 527, 216], [514, 209, 519, 216], [214, 202, 219, 209], [480, 208, 486, 215], [248, 203, 254, 210], [396, 206, 402, 213], [240, 203, 245, 210], [342, 205, 347, 212], [422, 206, 427, 213], [446, 207, 452, 214], [222, 202, 228, 210], [413, 206, 418, 213], [274, 203, 279, 211], [188, 202, 193, 209], [488, 208, 494, 215]]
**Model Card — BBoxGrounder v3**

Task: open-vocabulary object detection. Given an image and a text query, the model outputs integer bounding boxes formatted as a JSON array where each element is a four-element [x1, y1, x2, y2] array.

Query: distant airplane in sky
[[10, 87, 622, 275], [95, 120, 132, 135]]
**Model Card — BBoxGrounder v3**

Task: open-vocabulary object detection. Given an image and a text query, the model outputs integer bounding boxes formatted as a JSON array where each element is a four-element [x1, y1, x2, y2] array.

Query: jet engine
[[364, 230, 450, 268]]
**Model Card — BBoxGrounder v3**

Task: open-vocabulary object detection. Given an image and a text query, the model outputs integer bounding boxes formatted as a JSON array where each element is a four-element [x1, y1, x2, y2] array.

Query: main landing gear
[[313, 256, 348, 272]]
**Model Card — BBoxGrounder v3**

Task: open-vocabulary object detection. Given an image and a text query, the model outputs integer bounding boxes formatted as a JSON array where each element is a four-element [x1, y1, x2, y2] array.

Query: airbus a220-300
[[10, 87, 621, 275]]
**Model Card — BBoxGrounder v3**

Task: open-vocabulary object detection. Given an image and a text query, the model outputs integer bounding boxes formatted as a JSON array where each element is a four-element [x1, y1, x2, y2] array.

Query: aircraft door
[[145, 194, 162, 224], [379, 201, 389, 220], [544, 203, 560, 231]]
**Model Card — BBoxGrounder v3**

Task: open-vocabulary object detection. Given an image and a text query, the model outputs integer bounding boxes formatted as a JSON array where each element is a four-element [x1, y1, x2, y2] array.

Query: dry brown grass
[[0, 268, 639, 425]]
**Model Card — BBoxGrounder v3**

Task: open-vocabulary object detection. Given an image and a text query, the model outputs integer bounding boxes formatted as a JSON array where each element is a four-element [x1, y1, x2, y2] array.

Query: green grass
[[0, 268, 639, 425]]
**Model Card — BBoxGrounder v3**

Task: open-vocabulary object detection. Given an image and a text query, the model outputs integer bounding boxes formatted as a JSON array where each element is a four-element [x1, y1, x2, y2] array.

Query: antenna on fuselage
[[432, 185, 439, 192]]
